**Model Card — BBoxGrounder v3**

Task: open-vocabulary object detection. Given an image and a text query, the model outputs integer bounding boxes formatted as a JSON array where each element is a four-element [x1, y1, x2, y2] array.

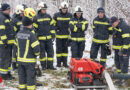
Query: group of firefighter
[[0, 1, 130, 90]]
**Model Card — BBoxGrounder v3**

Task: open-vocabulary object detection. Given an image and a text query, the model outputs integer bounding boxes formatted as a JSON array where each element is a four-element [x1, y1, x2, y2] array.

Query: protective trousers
[[71, 41, 85, 58], [90, 42, 107, 65], [39, 39, 54, 69], [18, 63, 36, 90], [56, 38, 68, 67], [0, 46, 12, 75]]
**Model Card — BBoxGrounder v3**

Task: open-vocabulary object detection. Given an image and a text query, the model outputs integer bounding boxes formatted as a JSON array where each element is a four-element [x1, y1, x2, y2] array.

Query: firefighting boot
[[20, 88, 27, 90], [41, 61, 47, 70], [7, 72, 15, 79], [12, 62, 18, 70], [56, 57, 62, 67], [114, 79, 125, 86], [63, 57, 68, 68], [36, 82, 43, 86], [0, 74, 13, 80], [47, 61, 56, 70]]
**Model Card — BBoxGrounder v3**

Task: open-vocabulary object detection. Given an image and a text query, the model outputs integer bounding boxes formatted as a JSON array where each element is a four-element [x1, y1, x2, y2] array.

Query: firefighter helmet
[[59, 1, 68, 9], [97, 7, 105, 13], [74, 6, 83, 13], [24, 8, 36, 19], [37, 2, 47, 11], [15, 5, 24, 14]]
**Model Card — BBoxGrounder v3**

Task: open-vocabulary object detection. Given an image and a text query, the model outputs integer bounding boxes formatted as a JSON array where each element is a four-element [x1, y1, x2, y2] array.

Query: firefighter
[[0, 3, 15, 80], [11, 4, 35, 35], [111, 16, 130, 75], [11, 5, 24, 33], [111, 17, 123, 74], [11, 5, 25, 70], [13, 8, 41, 90], [33, 2, 56, 70], [11, 5, 36, 71], [53, 1, 72, 67], [12, 4, 27, 19], [90, 7, 112, 66], [69, 6, 88, 58]]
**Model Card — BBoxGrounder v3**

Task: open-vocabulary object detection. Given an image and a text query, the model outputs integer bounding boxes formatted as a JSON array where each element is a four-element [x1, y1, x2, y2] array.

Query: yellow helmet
[[24, 8, 36, 19]]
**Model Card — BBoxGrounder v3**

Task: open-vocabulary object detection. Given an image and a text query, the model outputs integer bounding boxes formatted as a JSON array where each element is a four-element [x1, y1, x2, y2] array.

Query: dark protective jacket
[[69, 14, 88, 41], [112, 23, 123, 50], [113, 19, 130, 54], [11, 15, 35, 34], [0, 12, 15, 46], [53, 11, 72, 39], [12, 27, 40, 63], [92, 15, 112, 43], [33, 12, 55, 40], [11, 15, 22, 33]]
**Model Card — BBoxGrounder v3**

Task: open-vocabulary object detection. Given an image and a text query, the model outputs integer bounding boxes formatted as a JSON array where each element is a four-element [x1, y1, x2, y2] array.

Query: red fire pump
[[68, 58, 105, 86]]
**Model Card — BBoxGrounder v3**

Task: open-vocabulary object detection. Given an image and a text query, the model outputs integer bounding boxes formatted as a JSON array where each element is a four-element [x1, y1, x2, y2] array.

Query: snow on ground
[[1, 32, 130, 90]]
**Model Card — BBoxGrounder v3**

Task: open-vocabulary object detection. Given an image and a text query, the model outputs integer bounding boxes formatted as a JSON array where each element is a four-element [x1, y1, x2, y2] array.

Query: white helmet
[[74, 6, 83, 13], [15, 5, 24, 14], [59, 1, 68, 9], [37, 2, 47, 11]]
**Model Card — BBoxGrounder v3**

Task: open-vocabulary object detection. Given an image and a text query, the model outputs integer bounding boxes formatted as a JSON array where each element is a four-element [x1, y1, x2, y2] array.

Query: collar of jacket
[[2, 12, 10, 19], [23, 26, 33, 32], [38, 11, 46, 16], [96, 15, 107, 21]]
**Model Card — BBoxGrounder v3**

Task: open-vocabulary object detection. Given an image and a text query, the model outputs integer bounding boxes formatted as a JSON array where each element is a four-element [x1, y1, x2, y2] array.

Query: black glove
[[105, 43, 111, 55], [66, 38, 72, 47], [12, 62, 17, 70], [4, 43, 8, 48], [76, 23, 82, 29]]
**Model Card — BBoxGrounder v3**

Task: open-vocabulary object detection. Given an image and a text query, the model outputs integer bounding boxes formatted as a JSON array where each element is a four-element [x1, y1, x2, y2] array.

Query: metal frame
[[72, 84, 108, 90]]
